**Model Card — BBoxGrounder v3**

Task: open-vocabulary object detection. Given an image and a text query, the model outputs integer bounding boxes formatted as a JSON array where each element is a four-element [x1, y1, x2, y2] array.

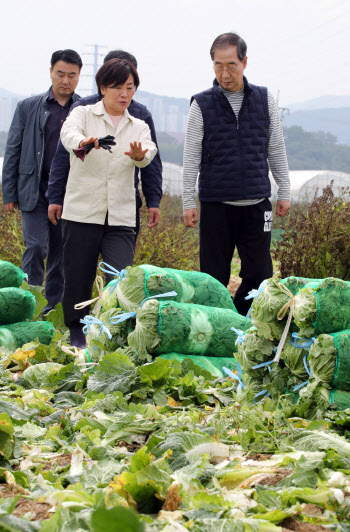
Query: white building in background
[[160, 165, 350, 201], [270, 170, 350, 202], [2, 158, 349, 203]]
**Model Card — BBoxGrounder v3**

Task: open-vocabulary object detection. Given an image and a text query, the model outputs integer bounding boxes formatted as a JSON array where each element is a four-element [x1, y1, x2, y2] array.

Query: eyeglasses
[[213, 64, 240, 73]]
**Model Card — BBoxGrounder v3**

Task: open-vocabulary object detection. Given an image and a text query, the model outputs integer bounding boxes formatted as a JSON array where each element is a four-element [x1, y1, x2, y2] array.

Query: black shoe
[[70, 327, 86, 349]]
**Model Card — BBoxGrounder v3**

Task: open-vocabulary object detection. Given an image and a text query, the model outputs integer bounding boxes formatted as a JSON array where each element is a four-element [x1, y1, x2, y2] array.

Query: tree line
[[1, 127, 350, 173]]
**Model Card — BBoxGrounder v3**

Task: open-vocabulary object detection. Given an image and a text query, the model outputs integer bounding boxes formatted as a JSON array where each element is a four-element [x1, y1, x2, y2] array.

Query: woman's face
[[101, 73, 136, 115]]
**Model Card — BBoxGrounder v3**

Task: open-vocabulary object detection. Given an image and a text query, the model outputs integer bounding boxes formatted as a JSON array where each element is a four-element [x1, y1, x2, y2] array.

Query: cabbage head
[[22, 362, 63, 389]]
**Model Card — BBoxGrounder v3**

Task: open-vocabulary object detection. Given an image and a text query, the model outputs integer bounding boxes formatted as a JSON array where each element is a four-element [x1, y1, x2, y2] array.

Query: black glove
[[73, 135, 116, 161]]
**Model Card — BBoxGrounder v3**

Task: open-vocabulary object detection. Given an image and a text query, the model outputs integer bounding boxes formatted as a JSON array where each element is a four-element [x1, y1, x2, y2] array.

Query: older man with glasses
[[182, 32, 291, 315]]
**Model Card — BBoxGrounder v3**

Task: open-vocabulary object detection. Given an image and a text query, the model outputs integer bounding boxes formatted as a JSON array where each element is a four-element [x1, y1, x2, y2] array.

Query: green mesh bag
[[281, 276, 320, 296], [294, 278, 350, 336], [0, 261, 27, 289], [116, 264, 236, 313], [330, 389, 350, 411], [0, 287, 36, 325], [0, 328, 16, 351], [128, 299, 251, 358], [158, 353, 239, 378], [0, 321, 55, 347], [235, 327, 276, 377], [308, 330, 350, 391]]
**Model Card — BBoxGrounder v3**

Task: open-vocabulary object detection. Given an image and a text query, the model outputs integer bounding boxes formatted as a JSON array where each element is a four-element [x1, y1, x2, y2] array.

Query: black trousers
[[200, 199, 273, 316], [62, 219, 135, 328]]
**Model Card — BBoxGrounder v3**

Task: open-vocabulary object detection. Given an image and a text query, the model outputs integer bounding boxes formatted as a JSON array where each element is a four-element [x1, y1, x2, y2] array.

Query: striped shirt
[[182, 86, 290, 209]]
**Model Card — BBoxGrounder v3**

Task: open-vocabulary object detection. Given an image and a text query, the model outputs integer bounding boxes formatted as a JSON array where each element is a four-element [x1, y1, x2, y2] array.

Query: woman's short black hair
[[95, 59, 139, 96], [51, 49, 83, 70], [103, 50, 137, 69]]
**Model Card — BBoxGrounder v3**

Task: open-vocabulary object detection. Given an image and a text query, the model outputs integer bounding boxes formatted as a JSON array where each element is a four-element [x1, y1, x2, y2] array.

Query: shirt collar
[[46, 86, 74, 106], [92, 100, 133, 122]]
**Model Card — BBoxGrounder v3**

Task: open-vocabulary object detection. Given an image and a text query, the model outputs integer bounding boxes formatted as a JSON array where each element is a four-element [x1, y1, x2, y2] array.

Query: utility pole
[[81, 44, 106, 94], [276, 89, 290, 123]]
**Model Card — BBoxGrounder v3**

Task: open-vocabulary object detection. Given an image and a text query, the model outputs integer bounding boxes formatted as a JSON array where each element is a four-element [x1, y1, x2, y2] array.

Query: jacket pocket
[[19, 164, 34, 174]]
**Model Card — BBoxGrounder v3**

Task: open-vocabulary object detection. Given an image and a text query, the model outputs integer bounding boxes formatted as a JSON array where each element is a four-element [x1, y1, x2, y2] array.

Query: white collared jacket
[[60, 100, 157, 226]]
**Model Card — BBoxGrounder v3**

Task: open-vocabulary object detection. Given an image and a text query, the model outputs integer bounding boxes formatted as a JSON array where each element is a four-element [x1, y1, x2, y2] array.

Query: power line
[[81, 44, 106, 94]]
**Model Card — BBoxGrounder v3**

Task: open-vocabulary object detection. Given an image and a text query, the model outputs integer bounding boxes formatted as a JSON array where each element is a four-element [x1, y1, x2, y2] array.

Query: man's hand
[[48, 204, 63, 226], [125, 141, 148, 161], [3, 202, 17, 213], [183, 208, 198, 228], [80, 137, 100, 149], [276, 200, 290, 217], [147, 207, 160, 228]]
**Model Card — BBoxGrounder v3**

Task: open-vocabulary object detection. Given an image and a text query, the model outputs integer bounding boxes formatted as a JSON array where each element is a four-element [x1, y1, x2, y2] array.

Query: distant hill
[[287, 94, 350, 111], [283, 108, 350, 145]]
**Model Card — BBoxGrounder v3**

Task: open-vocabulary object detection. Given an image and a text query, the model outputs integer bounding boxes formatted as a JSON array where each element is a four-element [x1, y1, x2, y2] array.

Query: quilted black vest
[[192, 77, 271, 202]]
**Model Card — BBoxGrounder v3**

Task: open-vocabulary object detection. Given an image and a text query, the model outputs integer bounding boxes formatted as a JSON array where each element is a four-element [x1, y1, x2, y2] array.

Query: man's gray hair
[[210, 33, 247, 61]]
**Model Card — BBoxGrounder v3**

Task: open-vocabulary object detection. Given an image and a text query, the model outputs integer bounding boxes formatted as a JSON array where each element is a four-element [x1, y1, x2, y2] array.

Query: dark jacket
[[2, 88, 80, 211], [192, 77, 270, 202], [48, 94, 163, 209]]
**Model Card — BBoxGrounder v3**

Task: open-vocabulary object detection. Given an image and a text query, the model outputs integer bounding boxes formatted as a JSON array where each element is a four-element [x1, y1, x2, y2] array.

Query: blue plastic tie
[[223, 366, 243, 391], [290, 332, 315, 349], [245, 279, 269, 301], [99, 261, 127, 279], [140, 291, 177, 308], [80, 315, 112, 340], [293, 380, 309, 392], [109, 312, 137, 324], [252, 359, 275, 370], [253, 389, 271, 404], [231, 327, 245, 344], [303, 354, 311, 376]]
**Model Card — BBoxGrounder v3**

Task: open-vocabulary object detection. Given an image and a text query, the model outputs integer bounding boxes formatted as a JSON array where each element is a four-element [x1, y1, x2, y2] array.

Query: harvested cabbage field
[[1, 261, 350, 531]]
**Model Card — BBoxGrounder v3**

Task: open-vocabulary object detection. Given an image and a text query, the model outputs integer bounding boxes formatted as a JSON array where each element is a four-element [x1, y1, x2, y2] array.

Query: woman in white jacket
[[60, 59, 157, 347]]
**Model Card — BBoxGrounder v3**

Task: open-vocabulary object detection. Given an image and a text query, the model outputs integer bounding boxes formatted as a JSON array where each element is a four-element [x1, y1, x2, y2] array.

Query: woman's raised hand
[[124, 141, 148, 161], [79, 137, 100, 149]]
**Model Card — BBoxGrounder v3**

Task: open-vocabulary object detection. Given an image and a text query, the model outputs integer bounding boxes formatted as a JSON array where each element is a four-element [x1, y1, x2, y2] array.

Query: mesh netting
[[0, 261, 27, 289], [116, 264, 236, 313], [331, 330, 350, 391], [0, 328, 16, 351], [157, 301, 251, 357], [294, 278, 350, 336], [281, 276, 320, 296], [329, 389, 350, 411], [158, 352, 239, 378], [2, 321, 55, 347], [0, 288, 36, 325], [128, 299, 251, 358]]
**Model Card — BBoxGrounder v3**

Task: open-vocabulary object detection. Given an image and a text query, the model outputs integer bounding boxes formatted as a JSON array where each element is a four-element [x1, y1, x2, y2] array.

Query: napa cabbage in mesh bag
[[0, 260, 27, 289], [294, 278, 350, 336], [308, 330, 350, 391], [0, 287, 36, 325], [250, 277, 318, 340], [128, 299, 251, 359], [0, 321, 55, 347], [330, 389, 350, 411], [84, 308, 132, 362], [116, 264, 236, 313], [281, 334, 310, 380], [100, 279, 119, 311], [235, 327, 276, 377]]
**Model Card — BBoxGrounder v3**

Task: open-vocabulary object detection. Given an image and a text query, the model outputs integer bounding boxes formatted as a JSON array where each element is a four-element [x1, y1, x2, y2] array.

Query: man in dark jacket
[[183, 33, 290, 315], [2, 49, 82, 314], [48, 50, 163, 245]]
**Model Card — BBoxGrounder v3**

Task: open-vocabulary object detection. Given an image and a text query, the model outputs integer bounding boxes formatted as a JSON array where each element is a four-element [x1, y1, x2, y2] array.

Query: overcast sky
[[1, 0, 349, 107]]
